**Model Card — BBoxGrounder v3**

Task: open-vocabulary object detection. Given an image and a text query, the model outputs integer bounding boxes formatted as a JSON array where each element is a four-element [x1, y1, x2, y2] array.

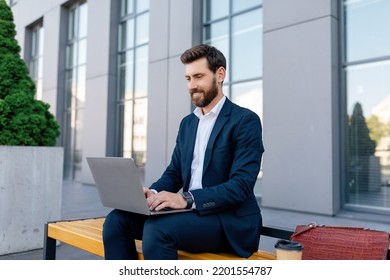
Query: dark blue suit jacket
[[150, 98, 264, 257]]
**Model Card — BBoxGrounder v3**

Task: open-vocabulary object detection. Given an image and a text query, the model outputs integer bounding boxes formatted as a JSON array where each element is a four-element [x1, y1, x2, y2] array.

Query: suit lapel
[[184, 115, 199, 187], [203, 99, 233, 173]]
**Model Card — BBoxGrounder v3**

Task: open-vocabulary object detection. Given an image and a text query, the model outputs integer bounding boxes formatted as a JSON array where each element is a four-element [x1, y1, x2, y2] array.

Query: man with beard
[[103, 44, 264, 259]]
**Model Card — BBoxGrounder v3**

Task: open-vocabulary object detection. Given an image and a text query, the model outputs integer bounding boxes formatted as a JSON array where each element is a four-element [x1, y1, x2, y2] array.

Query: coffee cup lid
[[274, 239, 304, 251]]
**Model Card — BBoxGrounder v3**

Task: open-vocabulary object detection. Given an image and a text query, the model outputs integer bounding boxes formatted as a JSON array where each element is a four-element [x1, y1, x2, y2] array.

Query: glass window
[[78, 38, 87, 65], [119, 19, 135, 51], [66, 43, 75, 68], [346, 61, 390, 116], [135, 13, 149, 46], [232, 0, 262, 13], [121, 0, 134, 17], [68, 8, 77, 40], [232, 8, 262, 81], [203, 20, 229, 46], [136, 0, 149, 13], [116, 0, 149, 168], [118, 50, 134, 100], [344, 0, 390, 62], [231, 80, 263, 121], [203, 0, 229, 22], [78, 3, 88, 38], [63, 1, 88, 181], [28, 22, 44, 100], [133, 98, 148, 165], [76, 64, 86, 106], [345, 61, 390, 206], [122, 101, 133, 158], [343, 0, 390, 212], [203, 1, 263, 117], [134, 45, 148, 98]]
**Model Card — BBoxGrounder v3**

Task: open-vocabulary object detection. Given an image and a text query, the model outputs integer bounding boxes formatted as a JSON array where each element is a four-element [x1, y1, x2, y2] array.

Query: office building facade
[[8, 0, 390, 217]]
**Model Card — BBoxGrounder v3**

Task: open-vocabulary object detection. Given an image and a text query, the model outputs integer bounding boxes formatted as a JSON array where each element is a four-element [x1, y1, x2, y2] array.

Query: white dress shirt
[[189, 96, 226, 192]]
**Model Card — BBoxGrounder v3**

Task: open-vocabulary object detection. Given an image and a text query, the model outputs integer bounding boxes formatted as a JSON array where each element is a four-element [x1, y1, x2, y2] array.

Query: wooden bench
[[43, 217, 294, 260]]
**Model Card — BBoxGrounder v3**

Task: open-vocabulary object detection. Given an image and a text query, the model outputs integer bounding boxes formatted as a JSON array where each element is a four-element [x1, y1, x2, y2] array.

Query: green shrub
[[0, 0, 60, 146]]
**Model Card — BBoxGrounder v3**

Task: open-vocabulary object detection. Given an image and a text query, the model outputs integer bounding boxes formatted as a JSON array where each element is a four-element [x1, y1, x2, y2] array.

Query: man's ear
[[216, 66, 226, 83]]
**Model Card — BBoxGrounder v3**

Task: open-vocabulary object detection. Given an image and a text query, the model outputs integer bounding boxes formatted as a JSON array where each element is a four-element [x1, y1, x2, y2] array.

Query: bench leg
[[43, 223, 56, 260]]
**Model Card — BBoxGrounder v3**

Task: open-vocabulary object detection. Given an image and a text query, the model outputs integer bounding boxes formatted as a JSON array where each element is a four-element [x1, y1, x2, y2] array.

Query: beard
[[190, 77, 219, 108]]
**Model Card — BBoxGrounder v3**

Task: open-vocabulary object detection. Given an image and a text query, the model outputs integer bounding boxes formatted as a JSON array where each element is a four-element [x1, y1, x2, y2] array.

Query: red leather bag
[[290, 222, 390, 260]]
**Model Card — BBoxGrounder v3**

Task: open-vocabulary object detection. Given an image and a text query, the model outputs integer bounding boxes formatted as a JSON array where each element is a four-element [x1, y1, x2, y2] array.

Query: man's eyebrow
[[186, 72, 203, 77]]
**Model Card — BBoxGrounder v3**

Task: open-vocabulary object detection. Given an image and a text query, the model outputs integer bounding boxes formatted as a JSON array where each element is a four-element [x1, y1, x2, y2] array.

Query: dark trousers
[[102, 209, 232, 260]]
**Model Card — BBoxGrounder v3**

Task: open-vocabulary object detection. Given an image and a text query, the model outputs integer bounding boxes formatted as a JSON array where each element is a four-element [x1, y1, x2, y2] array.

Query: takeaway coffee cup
[[274, 239, 304, 260]]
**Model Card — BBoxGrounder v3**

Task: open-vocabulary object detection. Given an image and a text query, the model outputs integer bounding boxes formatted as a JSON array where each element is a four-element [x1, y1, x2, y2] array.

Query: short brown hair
[[180, 44, 226, 73]]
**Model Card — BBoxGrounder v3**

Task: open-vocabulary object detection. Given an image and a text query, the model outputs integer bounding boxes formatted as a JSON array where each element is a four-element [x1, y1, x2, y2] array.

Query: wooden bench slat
[[69, 218, 105, 228], [45, 217, 279, 260], [48, 221, 105, 257], [49, 223, 103, 241], [48, 224, 102, 242]]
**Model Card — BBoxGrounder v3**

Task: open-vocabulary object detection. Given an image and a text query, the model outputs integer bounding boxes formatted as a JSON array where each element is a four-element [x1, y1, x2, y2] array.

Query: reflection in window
[[203, 1, 263, 117], [133, 98, 147, 164], [232, 8, 262, 81], [232, 0, 262, 13], [203, 0, 229, 22], [117, 0, 149, 168], [63, 1, 88, 181], [343, 0, 390, 212], [344, 0, 390, 62], [28, 22, 44, 100], [203, 0, 263, 112], [231, 81, 263, 121], [134, 46, 148, 98], [122, 101, 133, 158]]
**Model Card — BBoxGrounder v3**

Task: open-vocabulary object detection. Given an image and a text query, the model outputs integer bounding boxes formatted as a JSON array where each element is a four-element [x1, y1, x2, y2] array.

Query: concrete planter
[[0, 146, 63, 255]]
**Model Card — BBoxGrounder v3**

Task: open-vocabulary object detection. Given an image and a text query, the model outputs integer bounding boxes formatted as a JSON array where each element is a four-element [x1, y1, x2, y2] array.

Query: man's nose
[[188, 80, 197, 91]]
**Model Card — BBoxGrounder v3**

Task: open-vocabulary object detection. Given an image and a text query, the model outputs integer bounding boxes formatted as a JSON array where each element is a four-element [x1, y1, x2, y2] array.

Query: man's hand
[[143, 187, 156, 198], [146, 191, 187, 211]]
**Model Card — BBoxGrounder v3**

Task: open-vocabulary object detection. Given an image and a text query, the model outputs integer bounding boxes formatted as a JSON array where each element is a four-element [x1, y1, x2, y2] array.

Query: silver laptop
[[86, 157, 193, 215]]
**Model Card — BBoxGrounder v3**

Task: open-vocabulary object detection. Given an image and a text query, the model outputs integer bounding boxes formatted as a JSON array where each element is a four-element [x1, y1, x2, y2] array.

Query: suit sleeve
[[191, 111, 264, 215]]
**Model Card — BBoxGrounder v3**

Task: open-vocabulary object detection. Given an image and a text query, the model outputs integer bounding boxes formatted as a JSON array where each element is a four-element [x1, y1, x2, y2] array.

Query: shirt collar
[[193, 95, 226, 119]]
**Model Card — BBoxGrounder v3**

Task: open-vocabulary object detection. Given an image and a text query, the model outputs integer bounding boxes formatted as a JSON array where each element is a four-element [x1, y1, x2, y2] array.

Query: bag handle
[[291, 222, 372, 239], [290, 222, 317, 239]]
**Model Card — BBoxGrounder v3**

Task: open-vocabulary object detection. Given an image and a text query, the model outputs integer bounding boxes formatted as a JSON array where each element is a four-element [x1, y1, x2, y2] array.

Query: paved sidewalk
[[1, 180, 389, 260]]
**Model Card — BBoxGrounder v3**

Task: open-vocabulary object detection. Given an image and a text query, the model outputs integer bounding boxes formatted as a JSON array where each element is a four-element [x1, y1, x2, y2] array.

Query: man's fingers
[[146, 191, 183, 210]]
